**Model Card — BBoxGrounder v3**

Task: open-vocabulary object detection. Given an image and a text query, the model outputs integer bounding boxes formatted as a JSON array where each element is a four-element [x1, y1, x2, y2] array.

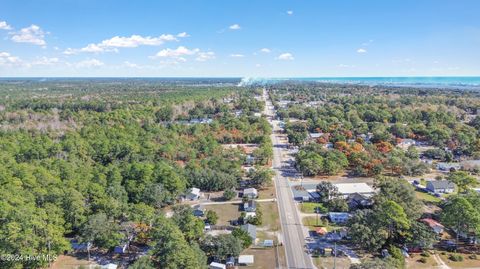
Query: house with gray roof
[[241, 224, 257, 241], [426, 180, 455, 194]]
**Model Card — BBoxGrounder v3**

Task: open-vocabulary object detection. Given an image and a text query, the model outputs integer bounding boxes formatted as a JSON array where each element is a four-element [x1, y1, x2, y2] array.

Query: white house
[[243, 188, 258, 199], [186, 187, 201, 200]]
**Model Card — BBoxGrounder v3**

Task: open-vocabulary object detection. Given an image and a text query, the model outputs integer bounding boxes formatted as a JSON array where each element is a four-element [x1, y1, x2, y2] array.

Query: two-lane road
[[263, 90, 314, 269]]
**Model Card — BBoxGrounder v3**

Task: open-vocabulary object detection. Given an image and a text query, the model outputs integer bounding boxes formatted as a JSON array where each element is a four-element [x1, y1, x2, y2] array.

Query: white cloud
[[64, 34, 178, 54], [230, 54, 245, 58], [0, 52, 22, 65], [151, 46, 215, 62], [287, 10, 294, 15], [0, 21, 12, 30], [196, 51, 215, 62], [255, 63, 261, 67], [357, 48, 367, 53], [229, 24, 241, 30], [277, 52, 294, 61], [31, 57, 59, 66], [11, 25, 46, 46], [177, 32, 189, 38], [76, 59, 104, 68], [260, 48, 271, 53], [153, 46, 199, 59]]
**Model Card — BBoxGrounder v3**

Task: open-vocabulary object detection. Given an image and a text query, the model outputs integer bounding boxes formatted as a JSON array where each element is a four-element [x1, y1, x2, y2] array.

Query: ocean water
[[238, 76, 480, 88]]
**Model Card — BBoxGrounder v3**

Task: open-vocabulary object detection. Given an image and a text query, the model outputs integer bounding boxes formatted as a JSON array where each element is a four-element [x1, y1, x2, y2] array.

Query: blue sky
[[1, 0, 479, 77]]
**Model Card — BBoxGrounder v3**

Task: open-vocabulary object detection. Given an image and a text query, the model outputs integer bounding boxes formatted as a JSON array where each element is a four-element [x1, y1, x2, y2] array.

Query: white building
[[209, 262, 226, 269], [186, 187, 201, 200], [243, 188, 258, 199], [333, 183, 375, 198], [238, 255, 255, 265]]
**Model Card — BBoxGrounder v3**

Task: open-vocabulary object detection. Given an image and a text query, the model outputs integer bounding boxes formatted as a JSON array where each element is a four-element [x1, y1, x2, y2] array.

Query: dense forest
[[0, 79, 270, 268]]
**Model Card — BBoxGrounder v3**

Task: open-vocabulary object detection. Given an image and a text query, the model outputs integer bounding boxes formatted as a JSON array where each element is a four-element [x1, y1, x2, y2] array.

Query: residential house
[[328, 212, 351, 224], [461, 160, 480, 171], [193, 204, 205, 217], [243, 200, 257, 212], [241, 224, 257, 241], [420, 218, 445, 234], [243, 188, 258, 199], [426, 180, 455, 194], [292, 187, 311, 202], [436, 162, 461, 172], [186, 187, 201, 200], [347, 193, 373, 209], [309, 132, 323, 141], [238, 255, 255, 266], [209, 262, 226, 269], [397, 139, 416, 149]]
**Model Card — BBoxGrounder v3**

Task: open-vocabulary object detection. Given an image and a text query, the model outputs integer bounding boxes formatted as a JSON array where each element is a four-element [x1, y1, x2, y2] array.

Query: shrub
[[223, 189, 236, 200], [421, 251, 430, 257], [449, 254, 463, 262]]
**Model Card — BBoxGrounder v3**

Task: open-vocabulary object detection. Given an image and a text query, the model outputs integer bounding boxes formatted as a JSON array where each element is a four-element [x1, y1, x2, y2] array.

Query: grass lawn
[[50, 255, 99, 269], [204, 203, 241, 225], [405, 253, 438, 268], [302, 216, 343, 232], [259, 201, 280, 231], [258, 185, 276, 199], [415, 191, 441, 203], [299, 202, 325, 213], [438, 252, 480, 268], [313, 256, 351, 269], [241, 248, 279, 269]]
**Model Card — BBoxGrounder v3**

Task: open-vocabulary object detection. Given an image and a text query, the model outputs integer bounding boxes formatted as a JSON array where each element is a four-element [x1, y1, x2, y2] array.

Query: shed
[[263, 239, 274, 247], [238, 255, 255, 265], [209, 262, 226, 269]]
